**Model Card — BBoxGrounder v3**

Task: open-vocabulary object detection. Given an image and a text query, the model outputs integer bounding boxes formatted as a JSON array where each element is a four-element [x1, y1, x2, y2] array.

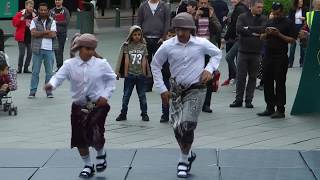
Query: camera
[[200, 7, 209, 17]]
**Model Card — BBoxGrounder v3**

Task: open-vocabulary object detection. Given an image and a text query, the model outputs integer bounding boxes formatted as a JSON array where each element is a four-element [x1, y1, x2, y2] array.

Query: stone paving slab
[[0, 149, 56, 167], [30, 167, 128, 180], [126, 166, 219, 180], [132, 148, 217, 168], [313, 169, 320, 180], [219, 149, 306, 168], [301, 151, 320, 169], [44, 149, 135, 168], [0, 168, 38, 180], [220, 167, 316, 180]]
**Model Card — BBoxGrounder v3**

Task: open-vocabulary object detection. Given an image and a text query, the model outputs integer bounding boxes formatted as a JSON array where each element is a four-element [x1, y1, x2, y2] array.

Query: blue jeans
[[288, 24, 304, 66], [30, 50, 54, 93], [225, 41, 239, 80], [121, 74, 148, 114], [162, 78, 170, 119]]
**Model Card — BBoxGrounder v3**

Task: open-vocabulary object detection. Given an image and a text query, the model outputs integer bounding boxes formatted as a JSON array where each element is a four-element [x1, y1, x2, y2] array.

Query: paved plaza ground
[[0, 17, 320, 179]]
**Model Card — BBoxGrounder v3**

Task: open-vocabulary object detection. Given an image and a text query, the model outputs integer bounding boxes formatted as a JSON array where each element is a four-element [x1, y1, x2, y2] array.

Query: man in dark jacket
[[221, 0, 249, 86], [137, 0, 170, 92], [257, 2, 297, 118], [230, 0, 266, 108], [210, 0, 229, 47]]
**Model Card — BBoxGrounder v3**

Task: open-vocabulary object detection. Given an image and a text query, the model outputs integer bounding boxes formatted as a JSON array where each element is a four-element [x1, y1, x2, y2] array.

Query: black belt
[[181, 83, 206, 97]]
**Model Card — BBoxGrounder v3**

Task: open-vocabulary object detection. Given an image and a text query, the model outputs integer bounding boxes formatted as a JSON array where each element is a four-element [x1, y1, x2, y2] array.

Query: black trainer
[[271, 111, 285, 119], [141, 113, 150, 121], [230, 101, 243, 108], [116, 113, 127, 121], [257, 109, 275, 116], [245, 102, 254, 108], [160, 114, 169, 123]]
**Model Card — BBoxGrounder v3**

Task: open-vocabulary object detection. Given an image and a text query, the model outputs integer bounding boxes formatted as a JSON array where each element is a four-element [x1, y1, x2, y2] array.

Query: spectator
[[229, 0, 267, 108], [186, 0, 198, 17], [177, 0, 188, 14], [221, 0, 249, 86], [210, 0, 229, 47], [137, 0, 170, 92], [115, 26, 150, 122], [160, 28, 175, 123], [288, 0, 307, 68], [195, 0, 221, 113], [257, 2, 297, 118], [28, 3, 58, 98], [12, 0, 37, 73], [0, 54, 10, 98], [0, 29, 4, 52], [50, 0, 70, 71]]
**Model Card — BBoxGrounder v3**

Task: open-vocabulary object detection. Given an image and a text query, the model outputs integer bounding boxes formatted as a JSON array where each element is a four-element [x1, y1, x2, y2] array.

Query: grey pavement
[[0, 148, 319, 179], [0, 17, 320, 179]]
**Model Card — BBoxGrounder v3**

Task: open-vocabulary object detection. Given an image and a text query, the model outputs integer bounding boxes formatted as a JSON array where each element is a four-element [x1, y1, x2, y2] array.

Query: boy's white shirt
[[49, 56, 116, 104]]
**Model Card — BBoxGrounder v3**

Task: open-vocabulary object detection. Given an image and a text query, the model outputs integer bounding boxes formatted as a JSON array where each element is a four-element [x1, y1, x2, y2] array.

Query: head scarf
[[70, 33, 98, 58]]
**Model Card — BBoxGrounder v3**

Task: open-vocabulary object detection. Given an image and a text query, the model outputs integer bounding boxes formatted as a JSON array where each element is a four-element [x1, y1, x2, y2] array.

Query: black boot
[[230, 100, 243, 108], [257, 109, 275, 116], [141, 113, 150, 121], [23, 68, 32, 73], [116, 113, 127, 121]]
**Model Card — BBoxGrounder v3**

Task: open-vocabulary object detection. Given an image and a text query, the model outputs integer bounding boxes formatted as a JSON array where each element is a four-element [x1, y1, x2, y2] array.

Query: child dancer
[[45, 33, 116, 178]]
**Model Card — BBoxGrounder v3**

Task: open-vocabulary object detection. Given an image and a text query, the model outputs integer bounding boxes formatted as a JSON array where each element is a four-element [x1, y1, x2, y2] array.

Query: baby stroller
[[0, 52, 17, 116]]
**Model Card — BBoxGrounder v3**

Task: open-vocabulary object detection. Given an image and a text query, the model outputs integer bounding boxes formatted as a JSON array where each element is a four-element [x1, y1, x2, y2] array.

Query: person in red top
[[12, 0, 36, 74]]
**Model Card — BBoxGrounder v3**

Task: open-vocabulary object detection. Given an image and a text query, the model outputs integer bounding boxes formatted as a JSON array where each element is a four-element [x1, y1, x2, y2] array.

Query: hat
[[187, 0, 197, 7], [172, 12, 196, 30], [70, 33, 98, 57]]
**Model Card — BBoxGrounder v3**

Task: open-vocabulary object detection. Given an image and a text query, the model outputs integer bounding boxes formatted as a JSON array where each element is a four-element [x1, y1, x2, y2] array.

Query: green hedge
[[263, 0, 293, 15]]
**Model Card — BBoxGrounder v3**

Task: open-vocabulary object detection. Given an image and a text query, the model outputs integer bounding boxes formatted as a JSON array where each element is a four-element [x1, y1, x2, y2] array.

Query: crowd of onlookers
[[1, 0, 320, 120]]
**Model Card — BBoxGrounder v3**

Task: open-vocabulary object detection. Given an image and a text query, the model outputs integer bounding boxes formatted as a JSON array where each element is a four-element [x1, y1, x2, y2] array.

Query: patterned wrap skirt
[[169, 78, 206, 136], [70, 103, 110, 149]]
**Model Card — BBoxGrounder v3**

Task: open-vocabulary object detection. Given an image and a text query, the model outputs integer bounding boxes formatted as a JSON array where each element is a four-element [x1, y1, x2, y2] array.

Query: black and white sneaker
[[28, 92, 36, 99]]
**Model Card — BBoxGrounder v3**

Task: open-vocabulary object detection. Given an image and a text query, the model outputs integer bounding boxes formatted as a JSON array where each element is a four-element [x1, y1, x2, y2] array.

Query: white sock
[[96, 148, 106, 165], [188, 150, 192, 158], [81, 154, 93, 167], [96, 148, 105, 157], [179, 152, 189, 164]]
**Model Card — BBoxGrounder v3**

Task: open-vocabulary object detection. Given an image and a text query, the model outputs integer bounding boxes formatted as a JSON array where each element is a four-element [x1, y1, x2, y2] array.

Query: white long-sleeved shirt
[[49, 56, 116, 105], [151, 36, 222, 94]]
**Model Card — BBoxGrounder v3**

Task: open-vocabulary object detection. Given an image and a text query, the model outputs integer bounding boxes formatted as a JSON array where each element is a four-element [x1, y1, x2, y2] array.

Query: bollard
[[115, 8, 120, 27]]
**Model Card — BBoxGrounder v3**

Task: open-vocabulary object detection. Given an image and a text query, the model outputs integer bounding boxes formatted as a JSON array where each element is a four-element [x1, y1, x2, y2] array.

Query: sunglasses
[[272, 2, 281, 5]]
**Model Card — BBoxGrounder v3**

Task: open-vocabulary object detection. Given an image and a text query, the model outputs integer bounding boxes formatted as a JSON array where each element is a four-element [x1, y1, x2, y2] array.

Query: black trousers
[[0, 29, 4, 51], [145, 38, 161, 91], [263, 53, 288, 113], [55, 33, 67, 69], [203, 55, 213, 107]]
